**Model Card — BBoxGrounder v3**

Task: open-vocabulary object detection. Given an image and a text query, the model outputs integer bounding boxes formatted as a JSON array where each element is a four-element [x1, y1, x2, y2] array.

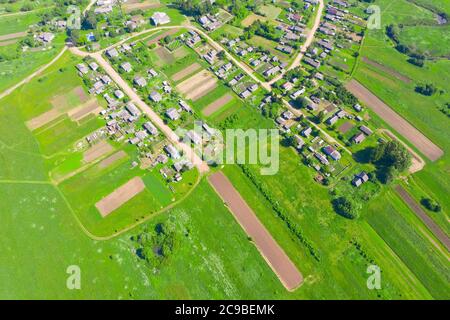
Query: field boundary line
[[55, 172, 203, 241], [395, 185, 450, 254]]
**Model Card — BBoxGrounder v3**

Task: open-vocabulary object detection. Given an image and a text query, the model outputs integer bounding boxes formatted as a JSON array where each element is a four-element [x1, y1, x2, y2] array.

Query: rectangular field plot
[[176, 70, 217, 101], [202, 93, 233, 116], [171, 63, 202, 82], [96, 177, 146, 217]]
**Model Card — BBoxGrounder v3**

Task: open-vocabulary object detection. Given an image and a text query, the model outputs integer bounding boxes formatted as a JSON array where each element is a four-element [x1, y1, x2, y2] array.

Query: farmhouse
[[36, 32, 55, 44], [89, 62, 99, 71], [143, 122, 158, 135], [114, 90, 124, 99], [304, 57, 321, 69], [302, 127, 312, 137], [315, 152, 329, 165], [240, 90, 252, 99], [166, 108, 180, 121], [352, 132, 366, 144], [290, 87, 305, 99], [326, 115, 338, 125], [323, 145, 341, 161], [151, 12, 171, 26], [76, 63, 89, 75], [179, 100, 192, 113], [186, 130, 202, 145], [353, 103, 362, 112], [360, 125, 373, 136], [126, 102, 141, 117], [106, 48, 119, 58], [133, 76, 147, 87], [165, 144, 181, 159], [263, 65, 281, 77], [120, 62, 132, 72], [149, 91, 162, 102], [352, 171, 369, 187], [282, 110, 294, 120]]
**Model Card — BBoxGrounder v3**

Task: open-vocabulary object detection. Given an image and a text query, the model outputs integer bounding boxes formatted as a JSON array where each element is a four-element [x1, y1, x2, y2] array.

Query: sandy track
[[208, 172, 303, 291], [346, 80, 443, 161], [96, 176, 145, 217], [203, 94, 233, 116], [171, 63, 202, 82], [395, 185, 450, 253]]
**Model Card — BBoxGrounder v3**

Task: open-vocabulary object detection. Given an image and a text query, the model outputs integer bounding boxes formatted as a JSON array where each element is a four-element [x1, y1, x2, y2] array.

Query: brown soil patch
[[99, 150, 127, 168], [203, 94, 233, 116], [83, 141, 114, 163], [395, 185, 450, 253], [241, 13, 267, 27], [0, 39, 19, 46], [51, 86, 89, 111], [72, 86, 89, 103], [68, 99, 102, 121], [346, 80, 443, 161], [208, 172, 303, 291], [147, 29, 179, 45], [338, 121, 354, 134], [362, 57, 412, 83], [176, 70, 217, 101], [26, 109, 62, 130], [0, 31, 27, 42], [154, 46, 174, 64], [95, 177, 146, 217], [171, 63, 202, 82], [124, 0, 161, 12]]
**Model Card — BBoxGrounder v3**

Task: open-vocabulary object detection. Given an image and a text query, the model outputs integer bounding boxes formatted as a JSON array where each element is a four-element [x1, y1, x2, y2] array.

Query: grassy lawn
[[353, 0, 450, 239], [366, 189, 450, 299], [398, 25, 450, 57]]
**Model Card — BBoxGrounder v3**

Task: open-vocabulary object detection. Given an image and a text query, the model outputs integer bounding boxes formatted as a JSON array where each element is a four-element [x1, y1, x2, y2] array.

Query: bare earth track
[[362, 57, 412, 83], [346, 80, 444, 161], [208, 172, 303, 291], [395, 185, 450, 253]]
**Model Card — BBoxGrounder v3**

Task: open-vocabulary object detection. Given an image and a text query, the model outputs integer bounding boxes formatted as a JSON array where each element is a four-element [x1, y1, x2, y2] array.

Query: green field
[[0, 0, 449, 299], [353, 0, 450, 236]]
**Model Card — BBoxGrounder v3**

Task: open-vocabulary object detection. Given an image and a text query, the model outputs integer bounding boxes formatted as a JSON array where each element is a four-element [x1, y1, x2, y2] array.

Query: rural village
[[0, 0, 448, 301]]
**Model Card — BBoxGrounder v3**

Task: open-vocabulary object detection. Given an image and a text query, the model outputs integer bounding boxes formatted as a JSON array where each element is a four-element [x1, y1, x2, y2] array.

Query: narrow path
[[0, 46, 68, 101], [0, 0, 96, 101]]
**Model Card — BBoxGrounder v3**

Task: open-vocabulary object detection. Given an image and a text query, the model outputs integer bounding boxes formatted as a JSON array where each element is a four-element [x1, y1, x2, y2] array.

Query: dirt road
[[268, 0, 325, 85], [346, 80, 443, 161], [208, 172, 303, 291], [0, 46, 68, 101], [395, 185, 450, 253]]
